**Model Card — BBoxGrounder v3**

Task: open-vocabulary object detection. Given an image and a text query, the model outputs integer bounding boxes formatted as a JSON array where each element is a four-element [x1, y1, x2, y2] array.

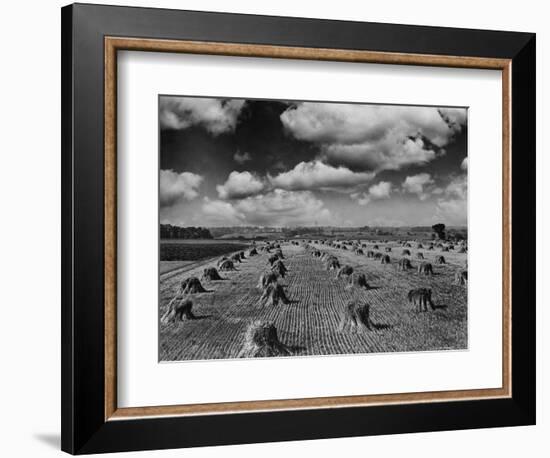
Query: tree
[[160, 224, 213, 240], [431, 223, 446, 240]]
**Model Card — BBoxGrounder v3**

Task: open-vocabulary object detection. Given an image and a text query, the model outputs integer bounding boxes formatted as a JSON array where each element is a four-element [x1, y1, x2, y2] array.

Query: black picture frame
[[61, 3, 535, 454]]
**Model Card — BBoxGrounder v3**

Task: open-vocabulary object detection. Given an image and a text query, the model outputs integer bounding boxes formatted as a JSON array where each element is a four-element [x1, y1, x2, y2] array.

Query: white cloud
[[351, 181, 392, 206], [350, 192, 372, 206], [201, 190, 332, 226], [435, 174, 467, 225], [461, 157, 468, 170], [236, 189, 332, 226], [444, 174, 467, 200], [402, 173, 434, 200], [233, 151, 252, 164], [280, 103, 466, 172], [368, 181, 392, 199], [201, 197, 244, 225], [281, 103, 457, 145], [159, 97, 245, 135], [216, 171, 266, 200], [323, 135, 437, 172], [160, 170, 203, 207], [217, 161, 375, 200], [269, 160, 374, 191]]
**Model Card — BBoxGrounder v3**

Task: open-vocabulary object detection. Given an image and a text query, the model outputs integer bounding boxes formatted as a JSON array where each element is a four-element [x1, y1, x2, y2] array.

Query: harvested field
[[160, 240, 467, 361]]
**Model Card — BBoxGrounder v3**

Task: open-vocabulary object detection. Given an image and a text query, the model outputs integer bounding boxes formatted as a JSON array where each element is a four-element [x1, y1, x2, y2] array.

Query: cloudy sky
[[159, 96, 467, 228]]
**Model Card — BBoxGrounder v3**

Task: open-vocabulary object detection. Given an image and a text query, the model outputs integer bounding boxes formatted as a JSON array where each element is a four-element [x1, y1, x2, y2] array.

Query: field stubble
[[159, 239, 467, 361]]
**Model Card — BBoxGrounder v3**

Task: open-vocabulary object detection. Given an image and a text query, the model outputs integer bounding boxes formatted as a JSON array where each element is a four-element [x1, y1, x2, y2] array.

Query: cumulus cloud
[[280, 103, 466, 172], [159, 97, 245, 135], [444, 174, 467, 200], [367, 181, 392, 199], [236, 189, 332, 226], [402, 173, 434, 200], [281, 103, 460, 146], [216, 171, 266, 200], [351, 181, 392, 206], [233, 151, 252, 164], [269, 160, 374, 191], [435, 174, 467, 225], [160, 170, 203, 207], [323, 135, 437, 172], [350, 193, 367, 205], [201, 190, 332, 226], [461, 157, 468, 170], [216, 161, 375, 200], [201, 197, 245, 225]]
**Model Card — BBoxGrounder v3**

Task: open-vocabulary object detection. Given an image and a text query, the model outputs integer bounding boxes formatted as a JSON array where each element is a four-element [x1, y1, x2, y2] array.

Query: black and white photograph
[[0, 0, 541, 456], [159, 95, 468, 361]]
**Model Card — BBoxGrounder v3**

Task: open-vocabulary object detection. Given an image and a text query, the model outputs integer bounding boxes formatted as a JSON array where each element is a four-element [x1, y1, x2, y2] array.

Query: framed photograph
[[61, 3, 536, 454]]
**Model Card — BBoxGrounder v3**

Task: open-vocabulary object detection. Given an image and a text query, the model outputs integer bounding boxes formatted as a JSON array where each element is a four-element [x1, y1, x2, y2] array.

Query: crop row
[[159, 240, 467, 361]]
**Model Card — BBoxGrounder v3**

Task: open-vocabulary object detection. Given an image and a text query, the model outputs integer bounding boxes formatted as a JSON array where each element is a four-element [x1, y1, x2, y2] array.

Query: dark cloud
[[233, 151, 252, 164]]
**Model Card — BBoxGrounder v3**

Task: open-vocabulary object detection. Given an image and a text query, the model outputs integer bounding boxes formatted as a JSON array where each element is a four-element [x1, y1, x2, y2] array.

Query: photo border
[[156, 91, 471, 365]]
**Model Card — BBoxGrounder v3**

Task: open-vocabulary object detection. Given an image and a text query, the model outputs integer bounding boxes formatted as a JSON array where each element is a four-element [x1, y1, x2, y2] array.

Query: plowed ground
[[159, 242, 467, 361]]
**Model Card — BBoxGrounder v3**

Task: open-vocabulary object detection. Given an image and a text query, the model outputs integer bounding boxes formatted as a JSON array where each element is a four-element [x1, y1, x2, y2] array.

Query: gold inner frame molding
[[104, 36, 512, 421]]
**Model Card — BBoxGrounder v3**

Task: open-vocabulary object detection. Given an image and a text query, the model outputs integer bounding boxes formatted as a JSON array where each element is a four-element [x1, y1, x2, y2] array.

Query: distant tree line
[[160, 224, 213, 240], [283, 227, 324, 237]]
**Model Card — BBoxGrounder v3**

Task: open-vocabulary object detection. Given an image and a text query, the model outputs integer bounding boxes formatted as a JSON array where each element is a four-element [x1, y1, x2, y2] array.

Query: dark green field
[[160, 240, 250, 261]]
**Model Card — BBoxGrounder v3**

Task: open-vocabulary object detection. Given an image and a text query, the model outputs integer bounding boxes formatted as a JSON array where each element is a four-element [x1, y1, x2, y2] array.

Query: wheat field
[[159, 239, 467, 361]]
